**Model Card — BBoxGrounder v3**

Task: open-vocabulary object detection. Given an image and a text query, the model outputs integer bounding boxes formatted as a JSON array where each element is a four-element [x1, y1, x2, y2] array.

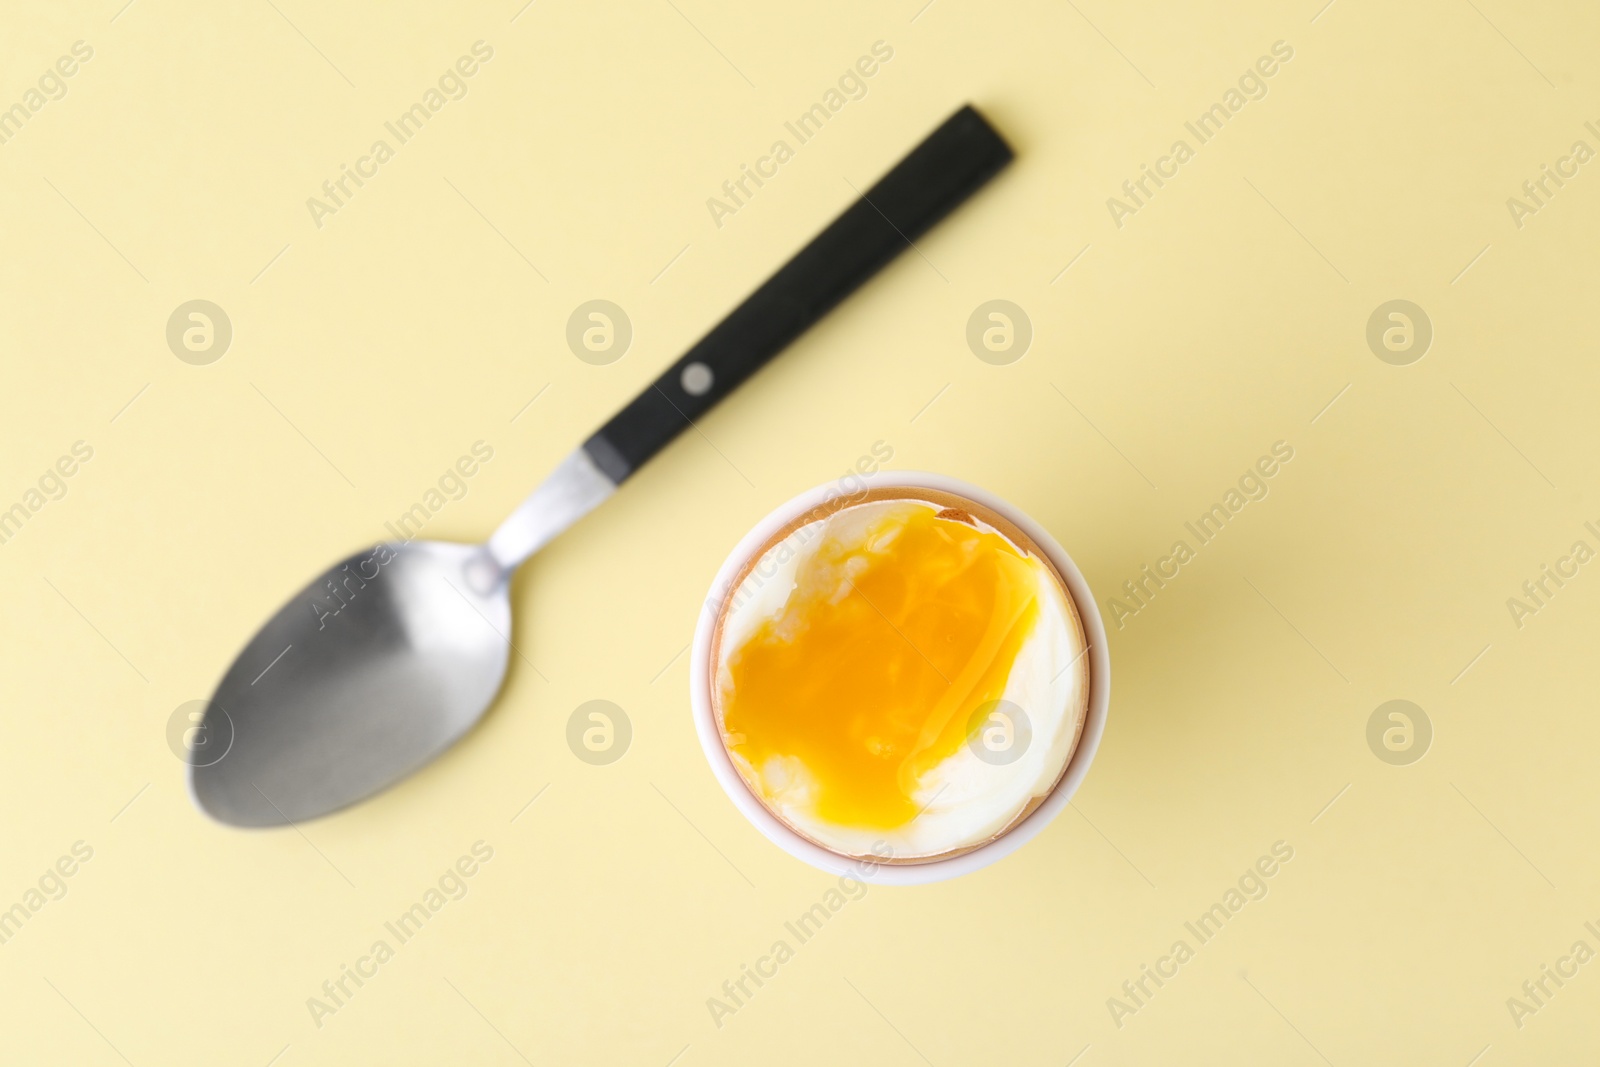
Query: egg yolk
[[721, 503, 1043, 830]]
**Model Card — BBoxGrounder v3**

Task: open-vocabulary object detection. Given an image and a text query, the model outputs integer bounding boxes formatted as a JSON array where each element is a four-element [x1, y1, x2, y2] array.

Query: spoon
[[190, 104, 1014, 826]]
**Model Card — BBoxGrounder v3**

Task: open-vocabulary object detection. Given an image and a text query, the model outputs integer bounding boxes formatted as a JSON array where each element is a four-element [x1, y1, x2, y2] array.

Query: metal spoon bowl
[[191, 447, 615, 825], [191, 541, 509, 825]]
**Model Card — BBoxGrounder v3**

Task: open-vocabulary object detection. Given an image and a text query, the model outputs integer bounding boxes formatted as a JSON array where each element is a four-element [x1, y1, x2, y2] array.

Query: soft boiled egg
[[711, 489, 1090, 863]]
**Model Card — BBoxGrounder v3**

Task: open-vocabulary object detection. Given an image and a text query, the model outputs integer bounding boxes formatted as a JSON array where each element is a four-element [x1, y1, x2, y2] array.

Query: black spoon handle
[[580, 103, 1013, 485]]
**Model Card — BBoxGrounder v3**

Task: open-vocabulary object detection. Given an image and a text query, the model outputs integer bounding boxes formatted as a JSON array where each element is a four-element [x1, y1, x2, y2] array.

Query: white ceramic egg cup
[[690, 471, 1111, 886]]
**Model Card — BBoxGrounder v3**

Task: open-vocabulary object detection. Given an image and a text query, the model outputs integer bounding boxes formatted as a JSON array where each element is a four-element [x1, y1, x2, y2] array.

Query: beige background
[[2, 0, 1598, 1063]]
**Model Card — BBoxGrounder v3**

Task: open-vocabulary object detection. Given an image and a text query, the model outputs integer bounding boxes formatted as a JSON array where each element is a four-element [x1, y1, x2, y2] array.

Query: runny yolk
[[721, 503, 1042, 830]]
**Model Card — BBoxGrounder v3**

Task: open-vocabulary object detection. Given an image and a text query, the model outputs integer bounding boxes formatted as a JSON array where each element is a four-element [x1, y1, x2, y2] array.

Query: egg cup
[[690, 471, 1111, 885]]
